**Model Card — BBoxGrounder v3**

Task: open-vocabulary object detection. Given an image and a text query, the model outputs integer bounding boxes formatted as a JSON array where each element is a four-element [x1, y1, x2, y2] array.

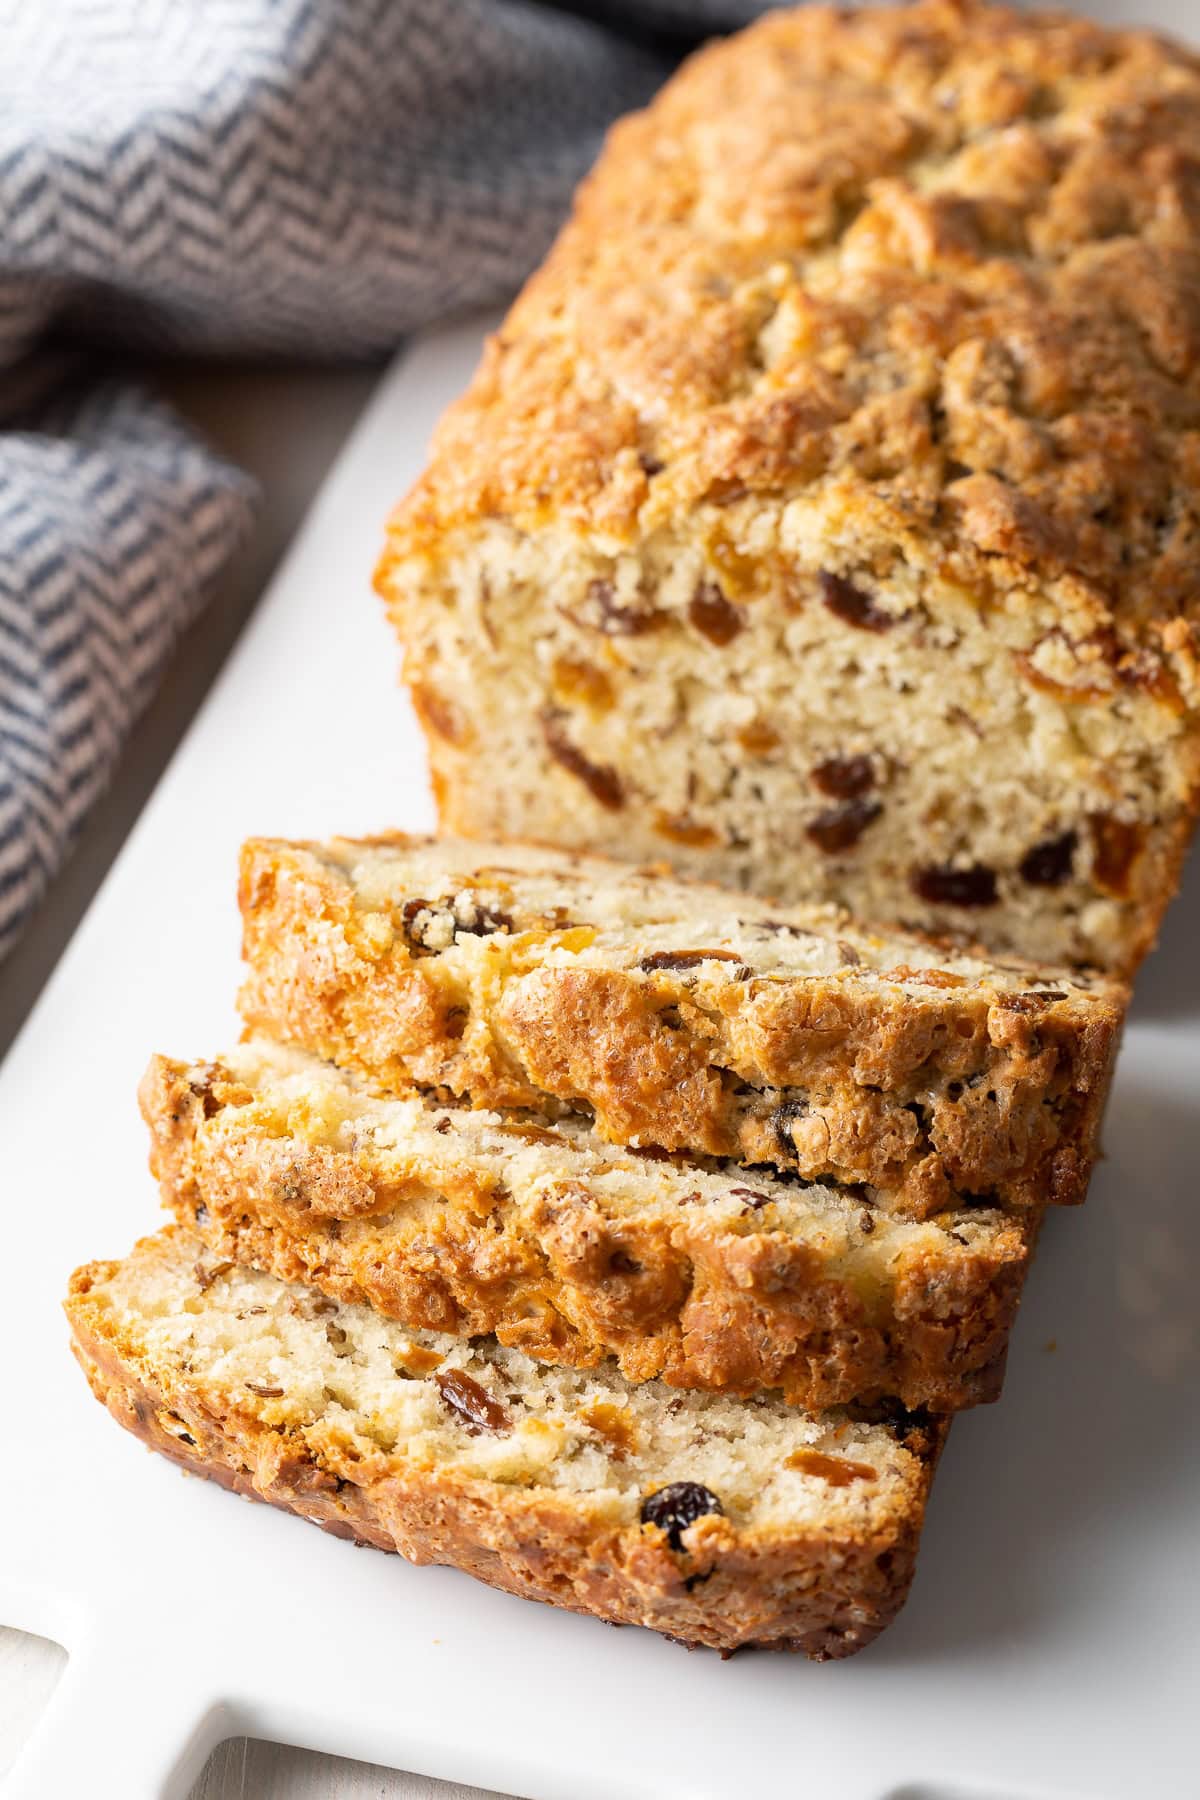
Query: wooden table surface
[[0, 360, 517, 1800]]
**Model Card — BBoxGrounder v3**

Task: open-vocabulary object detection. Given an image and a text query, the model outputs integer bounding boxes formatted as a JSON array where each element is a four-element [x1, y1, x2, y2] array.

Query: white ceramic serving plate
[[2, 300, 1198, 1797]]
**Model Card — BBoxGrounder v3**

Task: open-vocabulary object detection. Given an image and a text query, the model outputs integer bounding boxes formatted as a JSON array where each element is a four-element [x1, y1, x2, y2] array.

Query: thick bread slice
[[141, 1041, 1037, 1412], [66, 1226, 946, 1658], [237, 834, 1124, 1221]]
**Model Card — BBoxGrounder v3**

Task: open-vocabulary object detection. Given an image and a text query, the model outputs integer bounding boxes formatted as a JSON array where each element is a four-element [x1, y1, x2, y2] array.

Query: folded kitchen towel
[[0, 0, 764, 961]]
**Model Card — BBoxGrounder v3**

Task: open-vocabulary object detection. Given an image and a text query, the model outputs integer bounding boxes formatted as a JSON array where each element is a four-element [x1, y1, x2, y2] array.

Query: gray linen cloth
[[0, 0, 766, 960]]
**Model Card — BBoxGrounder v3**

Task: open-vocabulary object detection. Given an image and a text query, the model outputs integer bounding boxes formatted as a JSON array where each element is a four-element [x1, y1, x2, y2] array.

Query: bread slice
[[66, 1225, 947, 1658], [374, 0, 1200, 977], [141, 1040, 1038, 1412], [238, 834, 1123, 1221]]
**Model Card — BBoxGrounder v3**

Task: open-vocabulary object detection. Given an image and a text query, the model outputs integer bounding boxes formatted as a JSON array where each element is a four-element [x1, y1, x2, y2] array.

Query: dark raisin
[[401, 894, 511, 947], [541, 711, 624, 810], [608, 1250, 641, 1275], [837, 940, 862, 966], [688, 581, 744, 647], [996, 990, 1067, 1013], [583, 577, 663, 636], [772, 1097, 809, 1159], [730, 1186, 774, 1210], [807, 798, 882, 853], [434, 1117, 452, 1135], [638, 451, 665, 478], [193, 1201, 209, 1226], [638, 948, 745, 972], [944, 458, 972, 482], [811, 755, 875, 799], [757, 919, 816, 939], [850, 1399, 932, 1442], [435, 1369, 511, 1435], [1019, 830, 1077, 888], [858, 1209, 876, 1235], [819, 570, 896, 632], [399, 897, 437, 948], [453, 897, 513, 935], [911, 863, 998, 908], [640, 1481, 724, 1551], [629, 1143, 673, 1162]]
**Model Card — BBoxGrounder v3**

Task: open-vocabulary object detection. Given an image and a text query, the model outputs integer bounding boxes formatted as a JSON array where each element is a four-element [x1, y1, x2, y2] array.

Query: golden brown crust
[[141, 1051, 1031, 1412], [66, 1254, 944, 1658], [237, 835, 1124, 1221], [381, 0, 1200, 657], [375, 1, 1200, 978]]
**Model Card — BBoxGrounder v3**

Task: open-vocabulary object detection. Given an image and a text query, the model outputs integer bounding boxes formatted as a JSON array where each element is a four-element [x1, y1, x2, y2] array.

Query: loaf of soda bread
[[375, 0, 1200, 976], [237, 835, 1123, 1221], [141, 1040, 1039, 1411], [66, 1226, 946, 1658]]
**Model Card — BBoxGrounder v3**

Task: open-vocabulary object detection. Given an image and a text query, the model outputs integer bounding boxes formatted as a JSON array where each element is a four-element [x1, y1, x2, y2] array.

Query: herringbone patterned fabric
[[0, 0, 766, 962]]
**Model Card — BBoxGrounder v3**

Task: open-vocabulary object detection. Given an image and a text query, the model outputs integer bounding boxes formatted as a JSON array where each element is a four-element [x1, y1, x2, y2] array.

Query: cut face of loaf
[[141, 1040, 1039, 1412], [66, 1226, 946, 1658], [237, 834, 1124, 1221], [375, 0, 1200, 977]]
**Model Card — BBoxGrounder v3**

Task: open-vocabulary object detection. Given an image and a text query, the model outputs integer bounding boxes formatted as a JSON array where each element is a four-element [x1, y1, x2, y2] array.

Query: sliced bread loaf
[[374, 0, 1200, 977], [66, 1225, 946, 1658], [238, 833, 1123, 1220], [142, 1040, 1037, 1411]]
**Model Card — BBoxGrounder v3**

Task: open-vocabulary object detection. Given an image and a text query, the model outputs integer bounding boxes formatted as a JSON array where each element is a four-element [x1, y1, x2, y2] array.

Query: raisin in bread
[[66, 1226, 946, 1658], [142, 1040, 1038, 1412], [238, 834, 1123, 1221], [374, 0, 1200, 977]]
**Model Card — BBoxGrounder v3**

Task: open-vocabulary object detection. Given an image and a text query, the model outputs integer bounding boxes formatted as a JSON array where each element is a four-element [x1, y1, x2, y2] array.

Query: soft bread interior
[[307, 834, 1104, 995], [73, 1226, 934, 1537]]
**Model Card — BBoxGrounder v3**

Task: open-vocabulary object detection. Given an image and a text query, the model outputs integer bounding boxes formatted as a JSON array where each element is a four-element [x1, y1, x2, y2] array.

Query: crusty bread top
[[236, 833, 1122, 1215], [144, 1040, 1032, 1409], [67, 1225, 939, 1541], [383, 0, 1200, 659], [146, 1037, 1025, 1311]]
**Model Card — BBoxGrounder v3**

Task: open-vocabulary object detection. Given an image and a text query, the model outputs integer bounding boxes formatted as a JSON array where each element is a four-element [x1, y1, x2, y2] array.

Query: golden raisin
[[552, 655, 615, 714]]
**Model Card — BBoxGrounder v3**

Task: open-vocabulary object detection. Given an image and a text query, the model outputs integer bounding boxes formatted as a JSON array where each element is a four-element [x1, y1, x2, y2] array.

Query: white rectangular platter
[[1, 308, 1197, 1800]]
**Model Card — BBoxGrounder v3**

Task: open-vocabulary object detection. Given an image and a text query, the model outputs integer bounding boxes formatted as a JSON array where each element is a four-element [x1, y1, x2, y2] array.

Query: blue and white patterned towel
[[0, 0, 765, 961]]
